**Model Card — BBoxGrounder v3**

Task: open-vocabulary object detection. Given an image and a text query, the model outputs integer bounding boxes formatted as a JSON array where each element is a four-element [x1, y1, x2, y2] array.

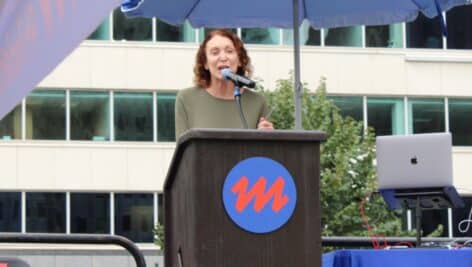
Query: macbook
[[376, 132, 453, 190]]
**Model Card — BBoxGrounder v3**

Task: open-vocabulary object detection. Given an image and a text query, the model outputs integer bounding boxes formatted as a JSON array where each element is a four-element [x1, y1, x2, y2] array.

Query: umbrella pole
[[293, 0, 302, 130]]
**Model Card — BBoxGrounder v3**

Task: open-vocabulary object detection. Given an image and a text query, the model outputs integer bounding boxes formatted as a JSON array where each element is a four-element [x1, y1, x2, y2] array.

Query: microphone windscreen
[[221, 68, 232, 79]]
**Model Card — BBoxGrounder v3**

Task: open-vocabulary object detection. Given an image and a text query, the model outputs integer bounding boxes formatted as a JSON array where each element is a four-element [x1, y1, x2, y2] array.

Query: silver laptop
[[376, 132, 453, 190]]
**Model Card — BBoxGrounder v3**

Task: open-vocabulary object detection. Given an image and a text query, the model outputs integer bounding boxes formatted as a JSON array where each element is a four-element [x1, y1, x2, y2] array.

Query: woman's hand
[[257, 117, 274, 130]]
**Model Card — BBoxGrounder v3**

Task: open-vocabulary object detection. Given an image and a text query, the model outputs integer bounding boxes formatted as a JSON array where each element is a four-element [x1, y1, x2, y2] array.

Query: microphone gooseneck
[[221, 68, 255, 88], [220, 68, 249, 129]]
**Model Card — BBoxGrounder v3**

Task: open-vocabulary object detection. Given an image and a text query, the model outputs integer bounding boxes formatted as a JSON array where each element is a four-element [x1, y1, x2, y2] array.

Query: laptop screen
[[376, 133, 453, 190]]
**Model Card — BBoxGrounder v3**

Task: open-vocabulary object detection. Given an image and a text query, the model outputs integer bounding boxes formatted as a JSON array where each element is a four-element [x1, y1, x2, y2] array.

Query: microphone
[[221, 68, 255, 88]]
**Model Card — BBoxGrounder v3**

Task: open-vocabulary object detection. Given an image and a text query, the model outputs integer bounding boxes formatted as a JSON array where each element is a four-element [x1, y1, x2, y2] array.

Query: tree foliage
[[261, 75, 408, 238]]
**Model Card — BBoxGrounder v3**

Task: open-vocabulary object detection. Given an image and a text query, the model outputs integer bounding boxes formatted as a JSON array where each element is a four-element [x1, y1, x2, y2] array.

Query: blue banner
[[0, 0, 121, 120]]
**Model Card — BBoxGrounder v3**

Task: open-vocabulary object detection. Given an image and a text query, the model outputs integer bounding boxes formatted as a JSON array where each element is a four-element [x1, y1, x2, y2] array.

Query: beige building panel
[[126, 146, 174, 191], [90, 46, 127, 89], [0, 145, 18, 189], [39, 47, 91, 88], [17, 147, 56, 189], [125, 48, 164, 90], [39, 42, 472, 98], [441, 63, 472, 97], [452, 148, 472, 195], [405, 62, 442, 96], [90, 147, 128, 190], [54, 147, 92, 190]]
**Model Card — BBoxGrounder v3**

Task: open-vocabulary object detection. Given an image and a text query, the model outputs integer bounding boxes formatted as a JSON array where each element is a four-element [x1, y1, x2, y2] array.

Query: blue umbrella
[[122, 0, 469, 129]]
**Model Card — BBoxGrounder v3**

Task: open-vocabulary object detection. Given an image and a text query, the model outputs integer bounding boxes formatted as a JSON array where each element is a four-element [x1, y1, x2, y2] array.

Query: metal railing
[[0, 233, 146, 267]]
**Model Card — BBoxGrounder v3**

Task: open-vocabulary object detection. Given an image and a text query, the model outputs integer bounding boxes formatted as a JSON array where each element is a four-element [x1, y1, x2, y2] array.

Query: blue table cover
[[323, 248, 472, 267]]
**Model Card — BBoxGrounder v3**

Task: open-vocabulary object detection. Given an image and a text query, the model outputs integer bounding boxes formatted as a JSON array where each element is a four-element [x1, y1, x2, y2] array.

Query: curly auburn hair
[[193, 29, 253, 88]]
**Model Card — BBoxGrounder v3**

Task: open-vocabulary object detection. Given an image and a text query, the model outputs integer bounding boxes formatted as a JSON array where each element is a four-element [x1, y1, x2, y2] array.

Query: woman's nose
[[219, 52, 229, 60]]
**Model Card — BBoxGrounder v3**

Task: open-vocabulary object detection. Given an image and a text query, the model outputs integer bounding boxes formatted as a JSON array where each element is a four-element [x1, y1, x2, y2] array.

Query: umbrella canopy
[[121, 0, 469, 129]]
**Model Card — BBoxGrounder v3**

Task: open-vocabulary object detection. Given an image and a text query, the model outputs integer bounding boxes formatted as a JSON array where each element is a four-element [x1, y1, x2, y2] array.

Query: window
[[115, 193, 154, 242], [157, 93, 176, 142], [113, 8, 152, 41], [452, 197, 472, 236], [0, 192, 21, 232], [367, 97, 405, 136], [407, 13, 443, 49], [156, 20, 195, 42], [71, 193, 110, 234], [0, 104, 21, 140], [408, 98, 445, 134], [324, 26, 362, 47], [201, 28, 237, 42], [366, 24, 403, 48], [114, 92, 153, 141], [25, 90, 66, 140], [157, 193, 164, 225], [70, 91, 110, 141], [449, 98, 472, 146], [242, 28, 280, 44], [26, 193, 65, 233], [283, 21, 321, 46], [329, 96, 363, 122], [446, 5, 472, 49], [88, 17, 111, 40]]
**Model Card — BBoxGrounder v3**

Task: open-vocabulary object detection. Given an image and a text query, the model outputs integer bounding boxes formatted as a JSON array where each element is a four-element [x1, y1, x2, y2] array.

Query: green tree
[[262, 75, 406, 238]]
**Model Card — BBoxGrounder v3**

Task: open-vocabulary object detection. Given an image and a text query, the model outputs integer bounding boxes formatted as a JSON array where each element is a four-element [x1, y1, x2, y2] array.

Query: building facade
[[1, 6, 472, 245]]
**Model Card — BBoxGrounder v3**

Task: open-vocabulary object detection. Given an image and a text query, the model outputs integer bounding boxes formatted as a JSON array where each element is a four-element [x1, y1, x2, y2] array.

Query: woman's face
[[204, 35, 241, 83]]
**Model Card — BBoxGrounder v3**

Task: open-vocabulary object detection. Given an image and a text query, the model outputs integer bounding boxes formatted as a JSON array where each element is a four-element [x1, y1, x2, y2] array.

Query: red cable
[[359, 194, 388, 249]]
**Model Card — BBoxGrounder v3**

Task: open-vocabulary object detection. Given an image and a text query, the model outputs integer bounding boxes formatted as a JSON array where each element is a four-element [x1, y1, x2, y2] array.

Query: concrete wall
[[40, 41, 472, 97], [0, 141, 175, 192], [0, 245, 163, 267]]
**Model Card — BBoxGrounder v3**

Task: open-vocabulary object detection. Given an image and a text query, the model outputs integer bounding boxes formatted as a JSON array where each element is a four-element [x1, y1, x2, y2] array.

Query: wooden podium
[[164, 129, 326, 267]]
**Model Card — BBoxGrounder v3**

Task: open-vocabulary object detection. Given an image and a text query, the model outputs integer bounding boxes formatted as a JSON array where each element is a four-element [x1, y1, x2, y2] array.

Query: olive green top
[[175, 87, 269, 139]]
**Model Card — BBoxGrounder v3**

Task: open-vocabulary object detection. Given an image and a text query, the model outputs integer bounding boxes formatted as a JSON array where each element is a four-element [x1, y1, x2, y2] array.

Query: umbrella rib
[[184, 0, 202, 21]]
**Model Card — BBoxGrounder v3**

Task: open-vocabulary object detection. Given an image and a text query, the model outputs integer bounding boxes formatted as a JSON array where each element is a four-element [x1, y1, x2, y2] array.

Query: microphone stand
[[233, 85, 248, 129]]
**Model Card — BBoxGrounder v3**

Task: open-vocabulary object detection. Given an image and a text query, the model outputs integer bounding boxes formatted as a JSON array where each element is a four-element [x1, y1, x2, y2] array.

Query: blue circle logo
[[222, 157, 297, 234]]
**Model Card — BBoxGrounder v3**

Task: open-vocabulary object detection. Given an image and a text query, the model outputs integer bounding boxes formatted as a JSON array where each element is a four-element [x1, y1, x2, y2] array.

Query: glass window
[[0, 104, 21, 140], [367, 97, 405, 136], [114, 92, 153, 141], [156, 20, 195, 42], [449, 98, 472, 146], [25, 90, 66, 140], [241, 28, 280, 44], [26, 192, 65, 233], [446, 5, 472, 49], [407, 13, 443, 48], [324, 26, 362, 47], [113, 8, 152, 41], [366, 24, 403, 48], [0, 192, 21, 232], [157, 93, 176, 142], [329, 96, 363, 121], [71, 193, 110, 234], [88, 17, 111, 40], [70, 91, 110, 141], [157, 193, 164, 225], [452, 197, 472, 237], [408, 98, 445, 134], [200, 28, 237, 42], [283, 21, 321, 46], [115, 193, 153, 242]]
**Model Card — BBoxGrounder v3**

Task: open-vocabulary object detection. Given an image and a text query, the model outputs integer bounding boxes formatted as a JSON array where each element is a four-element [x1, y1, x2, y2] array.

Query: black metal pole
[[0, 233, 146, 267], [416, 196, 422, 247], [293, 0, 302, 129]]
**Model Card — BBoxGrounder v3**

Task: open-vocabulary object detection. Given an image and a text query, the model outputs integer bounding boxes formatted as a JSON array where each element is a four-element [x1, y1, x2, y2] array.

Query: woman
[[175, 29, 273, 140]]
